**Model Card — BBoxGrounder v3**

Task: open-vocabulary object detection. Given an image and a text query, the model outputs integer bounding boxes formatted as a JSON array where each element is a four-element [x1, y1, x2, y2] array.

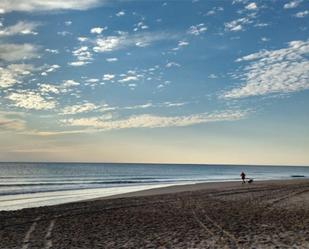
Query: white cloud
[[69, 46, 93, 66], [284, 0, 302, 9], [208, 74, 218, 79], [99, 105, 117, 112], [41, 64, 60, 75], [178, 41, 189, 47], [39, 84, 60, 94], [45, 48, 59, 54], [133, 21, 149, 32], [57, 31, 71, 36], [6, 92, 56, 110], [166, 62, 181, 68], [224, 17, 252, 32], [46, 64, 60, 72], [135, 41, 149, 47], [123, 102, 186, 110], [0, 43, 40, 62], [162, 102, 186, 107], [36, 80, 79, 96], [117, 70, 144, 84], [102, 74, 115, 81], [0, 64, 33, 88], [156, 80, 170, 89], [118, 76, 139, 83], [124, 103, 153, 110], [62, 110, 248, 131], [106, 57, 118, 62], [62, 80, 80, 87], [295, 10, 309, 18], [245, 2, 257, 10], [116, 11, 125, 17], [206, 10, 216, 16], [78, 37, 88, 42], [68, 61, 90, 67], [187, 23, 207, 36], [0, 21, 39, 37], [254, 23, 269, 28], [223, 40, 309, 98], [93, 36, 121, 52], [172, 40, 189, 51], [24, 129, 94, 136], [85, 78, 99, 83], [93, 32, 178, 53], [128, 83, 136, 88], [90, 26, 107, 34], [61, 103, 98, 115], [232, 0, 249, 3], [206, 6, 224, 16], [261, 37, 270, 42], [65, 21, 72, 26], [72, 46, 92, 61], [0, 0, 107, 13]]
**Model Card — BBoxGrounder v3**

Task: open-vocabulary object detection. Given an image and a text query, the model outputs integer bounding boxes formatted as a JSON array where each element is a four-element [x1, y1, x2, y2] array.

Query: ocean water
[[0, 162, 308, 211]]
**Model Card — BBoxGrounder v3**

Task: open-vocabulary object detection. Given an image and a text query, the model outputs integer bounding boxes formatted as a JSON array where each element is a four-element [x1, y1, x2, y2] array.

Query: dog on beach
[[248, 179, 254, 184]]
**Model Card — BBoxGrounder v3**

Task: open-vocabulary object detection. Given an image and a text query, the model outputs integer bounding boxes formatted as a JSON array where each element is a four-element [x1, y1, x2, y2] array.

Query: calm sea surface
[[0, 163, 308, 210]]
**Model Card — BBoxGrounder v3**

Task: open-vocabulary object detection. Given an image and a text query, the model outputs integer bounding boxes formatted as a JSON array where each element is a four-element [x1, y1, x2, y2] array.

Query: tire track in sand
[[190, 200, 238, 248], [43, 219, 56, 249], [21, 216, 40, 249]]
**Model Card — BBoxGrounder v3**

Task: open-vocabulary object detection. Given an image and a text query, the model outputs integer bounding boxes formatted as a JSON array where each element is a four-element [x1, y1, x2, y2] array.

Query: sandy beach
[[1, 179, 309, 249]]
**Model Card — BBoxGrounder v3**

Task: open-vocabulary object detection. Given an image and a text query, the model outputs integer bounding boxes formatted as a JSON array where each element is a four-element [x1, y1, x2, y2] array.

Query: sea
[[0, 162, 308, 211]]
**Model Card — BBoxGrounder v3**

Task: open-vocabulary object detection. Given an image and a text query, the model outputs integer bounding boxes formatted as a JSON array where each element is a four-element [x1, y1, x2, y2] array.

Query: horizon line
[[0, 161, 308, 167]]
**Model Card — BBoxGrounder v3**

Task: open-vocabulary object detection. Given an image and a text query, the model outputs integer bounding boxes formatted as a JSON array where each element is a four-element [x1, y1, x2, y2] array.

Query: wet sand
[[1, 179, 309, 248]]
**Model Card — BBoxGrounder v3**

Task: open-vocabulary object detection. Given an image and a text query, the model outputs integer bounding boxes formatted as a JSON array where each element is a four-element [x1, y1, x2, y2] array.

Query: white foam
[[0, 183, 178, 211]]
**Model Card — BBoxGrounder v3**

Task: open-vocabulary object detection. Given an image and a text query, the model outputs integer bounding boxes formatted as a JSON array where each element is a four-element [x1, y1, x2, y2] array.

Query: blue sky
[[0, 0, 308, 165]]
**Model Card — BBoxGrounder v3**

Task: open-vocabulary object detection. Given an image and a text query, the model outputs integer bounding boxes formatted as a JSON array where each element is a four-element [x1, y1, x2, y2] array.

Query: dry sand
[[1, 179, 309, 248]]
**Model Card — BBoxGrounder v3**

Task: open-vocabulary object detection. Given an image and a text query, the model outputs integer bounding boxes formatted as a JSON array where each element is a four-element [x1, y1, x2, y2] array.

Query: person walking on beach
[[240, 171, 246, 184]]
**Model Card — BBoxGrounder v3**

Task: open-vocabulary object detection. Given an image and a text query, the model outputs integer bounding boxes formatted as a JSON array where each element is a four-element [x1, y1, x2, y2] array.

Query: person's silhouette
[[240, 171, 246, 184]]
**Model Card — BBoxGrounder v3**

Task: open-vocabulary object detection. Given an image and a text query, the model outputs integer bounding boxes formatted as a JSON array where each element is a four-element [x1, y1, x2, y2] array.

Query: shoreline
[[1, 178, 309, 248], [0, 178, 307, 212]]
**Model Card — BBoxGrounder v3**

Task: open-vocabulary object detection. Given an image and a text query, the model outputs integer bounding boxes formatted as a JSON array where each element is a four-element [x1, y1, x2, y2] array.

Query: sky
[[0, 0, 308, 165]]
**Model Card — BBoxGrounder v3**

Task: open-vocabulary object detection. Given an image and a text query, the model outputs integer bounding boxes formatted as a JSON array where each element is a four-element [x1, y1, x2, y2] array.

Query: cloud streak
[[61, 103, 98, 115], [62, 110, 249, 131], [0, 0, 108, 13], [93, 32, 178, 53]]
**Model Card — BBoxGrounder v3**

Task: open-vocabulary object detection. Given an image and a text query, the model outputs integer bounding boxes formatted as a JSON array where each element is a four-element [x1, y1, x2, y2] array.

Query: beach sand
[[1, 179, 309, 248]]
